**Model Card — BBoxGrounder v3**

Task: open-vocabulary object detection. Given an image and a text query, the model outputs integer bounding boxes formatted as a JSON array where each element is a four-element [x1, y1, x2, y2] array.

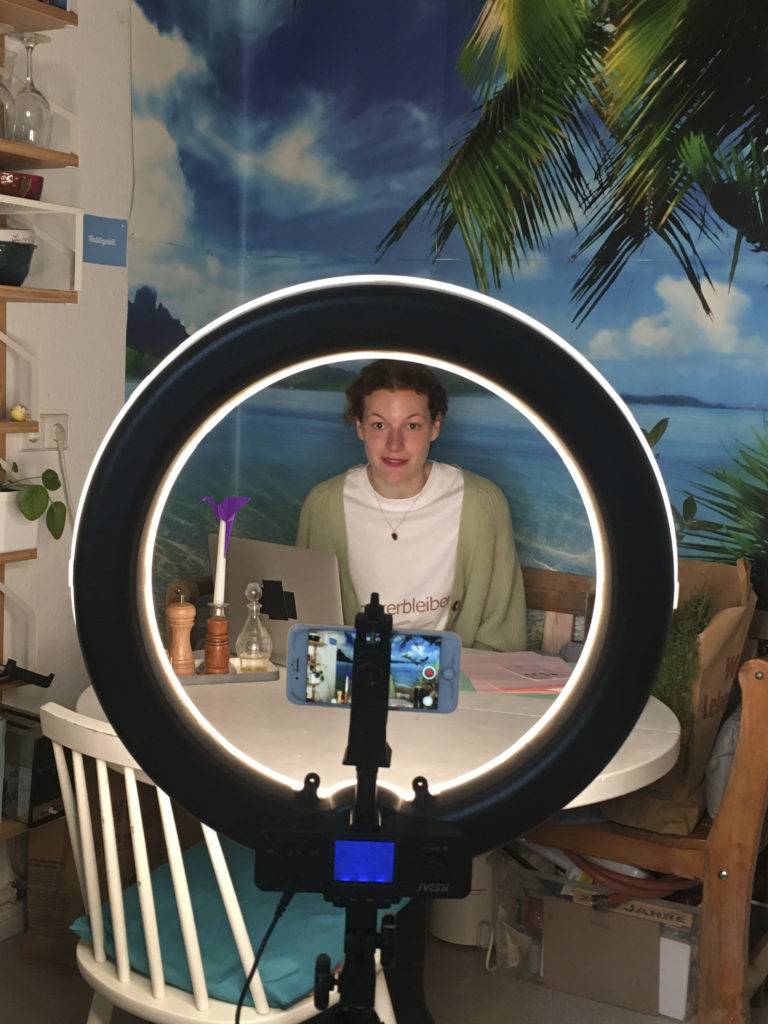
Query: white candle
[[212, 519, 226, 606]]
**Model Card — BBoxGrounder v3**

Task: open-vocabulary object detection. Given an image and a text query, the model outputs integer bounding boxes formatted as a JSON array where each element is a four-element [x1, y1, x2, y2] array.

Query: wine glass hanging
[[11, 33, 52, 148]]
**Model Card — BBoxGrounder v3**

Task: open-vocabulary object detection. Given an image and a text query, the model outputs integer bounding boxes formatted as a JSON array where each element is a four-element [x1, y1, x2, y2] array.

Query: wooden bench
[[521, 566, 595, 653], [522, 566, 768, 1024]]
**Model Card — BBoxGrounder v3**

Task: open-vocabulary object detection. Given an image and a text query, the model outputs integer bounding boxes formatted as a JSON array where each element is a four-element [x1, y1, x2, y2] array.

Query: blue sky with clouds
[[128, 0, 768, 409]]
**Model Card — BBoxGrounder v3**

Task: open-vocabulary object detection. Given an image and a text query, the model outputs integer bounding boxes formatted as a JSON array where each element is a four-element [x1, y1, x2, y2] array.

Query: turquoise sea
[[145, 380, 767, 597]]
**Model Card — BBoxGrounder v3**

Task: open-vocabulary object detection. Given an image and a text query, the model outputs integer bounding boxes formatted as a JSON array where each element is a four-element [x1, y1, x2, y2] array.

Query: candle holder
[[204, 602, 230, 675]]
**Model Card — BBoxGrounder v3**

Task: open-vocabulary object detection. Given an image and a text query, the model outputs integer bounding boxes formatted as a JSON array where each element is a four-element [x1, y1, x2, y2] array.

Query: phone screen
[[298, 627, 456, 711]]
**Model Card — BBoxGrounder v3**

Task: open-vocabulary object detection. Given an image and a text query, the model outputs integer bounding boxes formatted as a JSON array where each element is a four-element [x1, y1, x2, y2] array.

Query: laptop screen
[[208, 536, 344, 665]]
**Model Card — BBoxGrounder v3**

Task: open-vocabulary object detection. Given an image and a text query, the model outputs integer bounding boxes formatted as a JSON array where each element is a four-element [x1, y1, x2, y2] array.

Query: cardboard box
[[541, 896, 698, 1020], [2, 710, 63, 827], [23, 817, 82, 967], [492, 853, 699, 1020], [23, 771, 200, 966]]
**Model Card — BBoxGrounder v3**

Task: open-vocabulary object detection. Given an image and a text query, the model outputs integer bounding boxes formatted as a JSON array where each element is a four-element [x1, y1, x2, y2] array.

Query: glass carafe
[[235, 581, 273, 672]]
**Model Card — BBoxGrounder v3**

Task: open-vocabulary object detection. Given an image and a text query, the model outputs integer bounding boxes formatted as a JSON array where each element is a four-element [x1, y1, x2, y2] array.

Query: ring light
[[72, 276, 676, 855]]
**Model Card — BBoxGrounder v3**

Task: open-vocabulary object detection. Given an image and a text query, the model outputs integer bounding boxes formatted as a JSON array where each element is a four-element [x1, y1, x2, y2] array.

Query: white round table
[[76, 676, 680, 808]]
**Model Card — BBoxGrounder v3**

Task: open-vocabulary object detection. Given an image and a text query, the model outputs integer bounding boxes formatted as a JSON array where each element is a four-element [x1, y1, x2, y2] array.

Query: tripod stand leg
[[383, 899, 436, 1024]]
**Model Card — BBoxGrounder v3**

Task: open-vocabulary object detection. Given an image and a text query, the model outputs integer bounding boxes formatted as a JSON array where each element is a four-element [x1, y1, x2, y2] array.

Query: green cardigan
[[296, 467, 526, 651]]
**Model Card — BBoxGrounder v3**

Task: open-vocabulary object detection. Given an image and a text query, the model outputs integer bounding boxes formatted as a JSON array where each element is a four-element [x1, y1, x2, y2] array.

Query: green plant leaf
[[17, 484, 49, 522], [681, 494, 698, 521], [643, 417, 669, 448], [46, 501, 66, 540], [678, 425, 768, 607], [684, 495, 700, 520], [654, 588, 712, 764], [41, 468, 62, 492]]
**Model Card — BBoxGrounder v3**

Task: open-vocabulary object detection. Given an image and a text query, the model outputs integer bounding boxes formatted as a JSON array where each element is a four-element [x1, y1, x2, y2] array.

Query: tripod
[[252, 595, 470, 1022], [313, 596, 396, 1023]]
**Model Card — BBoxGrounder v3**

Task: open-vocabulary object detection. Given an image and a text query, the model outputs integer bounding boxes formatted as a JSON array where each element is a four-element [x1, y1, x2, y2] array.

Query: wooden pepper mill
[[204, 604, 230, 674], [166, 592, 196, 676]]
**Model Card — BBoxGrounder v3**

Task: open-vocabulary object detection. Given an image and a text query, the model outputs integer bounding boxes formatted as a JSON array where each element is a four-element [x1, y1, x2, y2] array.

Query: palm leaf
[[381, 0, 768, 319], [573, 0, 768, 314], [678, 427, 768, 607], [378, 3, 607, 288], [458, 0, 593, 98]]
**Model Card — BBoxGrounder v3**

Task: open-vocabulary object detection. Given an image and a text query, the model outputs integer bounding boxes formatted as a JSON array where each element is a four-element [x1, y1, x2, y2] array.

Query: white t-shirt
[[344, 462, 464, 629]]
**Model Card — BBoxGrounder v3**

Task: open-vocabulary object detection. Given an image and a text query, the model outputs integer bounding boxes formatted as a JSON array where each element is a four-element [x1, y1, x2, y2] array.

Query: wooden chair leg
[[697, 860, 752, 1024], [697, 659, 768, 1024]]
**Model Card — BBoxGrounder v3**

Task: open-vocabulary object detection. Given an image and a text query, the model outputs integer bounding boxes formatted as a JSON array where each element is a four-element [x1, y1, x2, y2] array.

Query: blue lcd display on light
[[334, 839, 396, 883]]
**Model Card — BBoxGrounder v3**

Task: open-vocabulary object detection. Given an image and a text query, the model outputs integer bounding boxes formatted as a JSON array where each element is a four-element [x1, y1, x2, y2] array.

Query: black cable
[[234, 890, 296, 1023]]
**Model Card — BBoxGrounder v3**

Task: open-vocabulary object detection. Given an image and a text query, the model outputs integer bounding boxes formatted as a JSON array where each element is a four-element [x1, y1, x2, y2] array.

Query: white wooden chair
[[40, 702, 396, 1024]]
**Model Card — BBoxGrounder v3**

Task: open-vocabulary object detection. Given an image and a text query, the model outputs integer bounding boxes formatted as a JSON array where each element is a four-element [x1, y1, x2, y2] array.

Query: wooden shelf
[[0, 0, 76, 676], [0, 817, 28, 841], [0, 417, 38, 433], [0, 138, 78, 171], [0, 0, 76, 32], [0, 195, 84, 293], [0, 284, 77, 302], [0, 547, 37, 563]]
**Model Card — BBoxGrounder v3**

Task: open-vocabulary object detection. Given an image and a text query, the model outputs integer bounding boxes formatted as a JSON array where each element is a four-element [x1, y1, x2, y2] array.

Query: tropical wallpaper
[[125, 0, 768, 608]]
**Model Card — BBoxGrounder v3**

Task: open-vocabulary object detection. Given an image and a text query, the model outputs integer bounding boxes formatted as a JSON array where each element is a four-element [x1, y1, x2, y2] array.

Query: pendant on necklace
[[391, 532, 398, 540]]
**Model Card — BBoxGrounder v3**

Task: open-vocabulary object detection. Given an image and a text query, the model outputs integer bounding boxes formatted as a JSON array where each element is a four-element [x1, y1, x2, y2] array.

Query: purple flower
[[200, 495, 251, 553]]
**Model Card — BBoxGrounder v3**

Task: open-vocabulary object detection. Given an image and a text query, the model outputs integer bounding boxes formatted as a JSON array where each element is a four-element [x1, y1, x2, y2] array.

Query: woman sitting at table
[[296, 359, 526, 651]]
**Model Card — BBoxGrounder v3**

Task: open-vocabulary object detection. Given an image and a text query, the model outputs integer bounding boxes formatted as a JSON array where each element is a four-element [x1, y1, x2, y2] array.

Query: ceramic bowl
[[24, 174, 44, 200], [0, 171, 33, 198], [0, 172, 45, 200], [0, 241, 36, 286]]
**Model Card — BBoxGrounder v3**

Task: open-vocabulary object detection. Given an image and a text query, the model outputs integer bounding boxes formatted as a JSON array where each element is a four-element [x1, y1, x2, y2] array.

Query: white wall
[[3, 0, 132, 712]]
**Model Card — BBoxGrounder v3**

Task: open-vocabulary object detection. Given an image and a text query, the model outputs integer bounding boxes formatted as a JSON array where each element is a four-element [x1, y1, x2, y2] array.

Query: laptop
[[208, 536, 344, 665]]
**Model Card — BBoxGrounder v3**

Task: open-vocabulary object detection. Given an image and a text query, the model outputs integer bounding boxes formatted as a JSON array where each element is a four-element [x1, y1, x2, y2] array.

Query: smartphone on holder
[[286, 624, 461, 713]]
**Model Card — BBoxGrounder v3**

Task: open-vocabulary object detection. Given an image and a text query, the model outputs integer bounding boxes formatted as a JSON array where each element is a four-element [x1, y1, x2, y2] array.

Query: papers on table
[[461, 649, 573, 694]]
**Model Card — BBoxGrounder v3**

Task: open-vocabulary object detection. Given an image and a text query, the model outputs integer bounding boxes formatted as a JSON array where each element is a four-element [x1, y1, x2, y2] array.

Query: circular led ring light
[[73, 276, 675, 855]]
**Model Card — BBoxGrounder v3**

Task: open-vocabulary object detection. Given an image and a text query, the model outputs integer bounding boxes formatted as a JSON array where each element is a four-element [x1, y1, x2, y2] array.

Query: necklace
[[370, 486, 421, 540]]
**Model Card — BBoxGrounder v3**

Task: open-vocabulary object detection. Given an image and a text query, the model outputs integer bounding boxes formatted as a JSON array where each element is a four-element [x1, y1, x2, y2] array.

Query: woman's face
[[356, 388, 441, 498]]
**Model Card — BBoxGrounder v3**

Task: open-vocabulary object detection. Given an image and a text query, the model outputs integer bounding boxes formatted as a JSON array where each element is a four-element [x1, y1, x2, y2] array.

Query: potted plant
[[644, 416, 768, 653], [0, 455, 66, 542]]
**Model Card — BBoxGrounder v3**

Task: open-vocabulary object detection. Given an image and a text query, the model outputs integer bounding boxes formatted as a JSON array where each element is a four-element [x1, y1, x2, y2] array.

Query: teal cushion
[[71, 837, 401, 1010]]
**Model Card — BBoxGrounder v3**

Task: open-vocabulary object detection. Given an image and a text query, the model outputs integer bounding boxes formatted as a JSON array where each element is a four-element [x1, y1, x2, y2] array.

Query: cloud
[[586, 276, 764, 360], [130, 4, 209, 98], [130, 115, 195, 243], [258, 105, 355, 203], [197, 93, 358, 212], [129, 5, 467, 239], [133, 16, 358, 217], [128, 239, 363, 338], [129, 241, 247, 336], [128, 5, 211, 244]]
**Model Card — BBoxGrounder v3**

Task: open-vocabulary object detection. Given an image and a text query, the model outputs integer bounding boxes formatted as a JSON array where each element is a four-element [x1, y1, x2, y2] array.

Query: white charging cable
[[53, 424, 75, 529]]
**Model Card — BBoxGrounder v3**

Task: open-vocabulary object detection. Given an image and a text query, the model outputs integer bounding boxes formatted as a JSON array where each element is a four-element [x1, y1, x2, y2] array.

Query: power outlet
[[21, 413, 69, 451]]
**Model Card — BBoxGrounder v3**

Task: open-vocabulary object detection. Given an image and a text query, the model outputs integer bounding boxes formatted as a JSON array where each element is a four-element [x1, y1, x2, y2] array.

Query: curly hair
[[343, 359, 449, 426]]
